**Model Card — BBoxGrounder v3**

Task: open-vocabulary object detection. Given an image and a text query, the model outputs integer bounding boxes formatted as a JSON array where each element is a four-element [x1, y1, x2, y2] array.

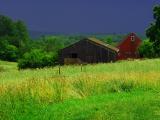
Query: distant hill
[[29, 30, 54, 39], [29, 30, 146, 41]]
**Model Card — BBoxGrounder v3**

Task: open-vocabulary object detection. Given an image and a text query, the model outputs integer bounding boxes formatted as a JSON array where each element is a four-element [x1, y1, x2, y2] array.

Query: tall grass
[[0, 59, 160, 119]]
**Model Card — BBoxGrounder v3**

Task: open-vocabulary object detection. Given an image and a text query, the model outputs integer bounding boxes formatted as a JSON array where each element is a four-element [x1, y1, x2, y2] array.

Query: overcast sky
[[0, 0, 160, 34]]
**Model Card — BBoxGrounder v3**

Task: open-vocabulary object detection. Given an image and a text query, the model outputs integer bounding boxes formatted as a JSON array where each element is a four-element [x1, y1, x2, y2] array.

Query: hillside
[[0, 59, 160, 120]]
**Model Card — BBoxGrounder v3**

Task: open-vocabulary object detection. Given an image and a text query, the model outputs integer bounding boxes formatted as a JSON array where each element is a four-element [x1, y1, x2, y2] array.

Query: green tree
[[0, 15, 16, 37], [139, 40, 154, 58], [0, 14, 30, 61], [146, 5, 160, 57], [15, 20, 30, 56], [103, 36, 113, 44], [0, 37, 18, 61], [10, 20, 30, 48], [42, 36, 64, 52]]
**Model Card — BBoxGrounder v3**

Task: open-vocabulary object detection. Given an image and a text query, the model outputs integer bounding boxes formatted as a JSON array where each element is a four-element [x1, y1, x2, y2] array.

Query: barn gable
[[59, 38, 119, 65], [117, 33, 142, 60]]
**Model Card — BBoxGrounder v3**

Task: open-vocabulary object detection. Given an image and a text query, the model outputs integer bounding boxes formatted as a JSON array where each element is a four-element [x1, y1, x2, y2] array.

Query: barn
[[59, 38, 119, 65], [117, 33, 142, 60]]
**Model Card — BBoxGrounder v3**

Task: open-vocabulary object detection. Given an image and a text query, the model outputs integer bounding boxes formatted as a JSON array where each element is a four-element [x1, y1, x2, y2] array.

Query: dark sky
[[0, 0, 160, 34]]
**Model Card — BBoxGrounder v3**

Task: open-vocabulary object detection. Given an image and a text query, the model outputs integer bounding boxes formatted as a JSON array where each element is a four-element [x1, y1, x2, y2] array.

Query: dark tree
[[0, 15, 30, 61], [15, 20, 30, 56], [0, 15, 16, 37], [0, 37, 18, 61], [146, 5, 160, 57], [138, 40, 154, 58]]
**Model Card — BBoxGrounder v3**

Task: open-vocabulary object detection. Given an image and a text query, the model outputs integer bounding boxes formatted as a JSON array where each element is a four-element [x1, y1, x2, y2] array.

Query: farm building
[[59, 38, 119, 65], [117, 33, 142, 60]]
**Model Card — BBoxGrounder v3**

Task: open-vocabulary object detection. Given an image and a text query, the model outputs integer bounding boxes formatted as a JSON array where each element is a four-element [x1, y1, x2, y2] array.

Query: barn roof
[[61, 37, 119, 52], [86, 37, 119, 52]]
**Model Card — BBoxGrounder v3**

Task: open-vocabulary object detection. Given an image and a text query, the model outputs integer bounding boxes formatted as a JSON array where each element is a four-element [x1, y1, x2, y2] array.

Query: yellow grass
[[0, 59, 160, 104]]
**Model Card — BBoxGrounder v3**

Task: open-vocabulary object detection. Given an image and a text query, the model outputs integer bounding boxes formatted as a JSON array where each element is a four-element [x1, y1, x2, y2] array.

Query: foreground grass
[[40, 91, 160, 120], [1, 91, 160, 120], [0, 59, 160, 120]]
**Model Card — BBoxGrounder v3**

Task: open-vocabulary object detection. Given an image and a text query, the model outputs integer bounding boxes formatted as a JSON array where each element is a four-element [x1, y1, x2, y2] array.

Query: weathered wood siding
[[59, 38, 117, 65]]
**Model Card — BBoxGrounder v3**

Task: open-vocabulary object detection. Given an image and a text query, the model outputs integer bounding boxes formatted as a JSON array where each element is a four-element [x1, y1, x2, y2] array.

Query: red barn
[[117, 33, 142, 60]]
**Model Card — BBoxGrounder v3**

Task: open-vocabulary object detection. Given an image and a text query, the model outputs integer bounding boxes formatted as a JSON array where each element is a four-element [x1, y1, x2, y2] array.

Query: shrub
[[139, 40, 155, 58], [18, 49, 58, 69]]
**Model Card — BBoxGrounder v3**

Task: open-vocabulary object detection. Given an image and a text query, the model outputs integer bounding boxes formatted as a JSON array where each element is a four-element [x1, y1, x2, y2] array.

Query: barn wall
[[117, 33, 142, 60], [59, 39, 117, 64]]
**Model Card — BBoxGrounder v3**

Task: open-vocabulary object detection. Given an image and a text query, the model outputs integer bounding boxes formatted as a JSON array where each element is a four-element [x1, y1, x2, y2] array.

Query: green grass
[[1, 91, 160, 120], [0, 59, 160, 120], [43, 91, 160, 120]]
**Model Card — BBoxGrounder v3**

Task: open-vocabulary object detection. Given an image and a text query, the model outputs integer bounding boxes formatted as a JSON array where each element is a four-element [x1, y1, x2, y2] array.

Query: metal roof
[[86, 37, 119, 52]]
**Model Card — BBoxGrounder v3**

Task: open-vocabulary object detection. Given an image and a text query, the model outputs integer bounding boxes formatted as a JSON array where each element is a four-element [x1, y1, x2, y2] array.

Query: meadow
[[0, 59, 160, 120]]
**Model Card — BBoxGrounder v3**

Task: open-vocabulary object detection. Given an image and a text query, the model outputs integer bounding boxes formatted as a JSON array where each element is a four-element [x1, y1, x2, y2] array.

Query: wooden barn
[[59, 38, 119, 65], [117, 33, 142, 60]]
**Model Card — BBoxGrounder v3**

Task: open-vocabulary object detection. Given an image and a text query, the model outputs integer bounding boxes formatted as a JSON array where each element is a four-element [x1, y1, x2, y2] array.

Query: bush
[[139, 40, 155, 58], [18, 49, 58, 69]]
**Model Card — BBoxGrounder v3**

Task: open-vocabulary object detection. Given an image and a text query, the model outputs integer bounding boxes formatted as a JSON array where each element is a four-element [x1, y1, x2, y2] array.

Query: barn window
[[131, 35, 135, 42], [71, 53, 78, 58]]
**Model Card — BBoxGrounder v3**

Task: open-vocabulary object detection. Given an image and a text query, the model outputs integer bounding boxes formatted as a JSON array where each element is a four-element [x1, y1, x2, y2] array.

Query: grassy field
[[0, 59, 160, 120]]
